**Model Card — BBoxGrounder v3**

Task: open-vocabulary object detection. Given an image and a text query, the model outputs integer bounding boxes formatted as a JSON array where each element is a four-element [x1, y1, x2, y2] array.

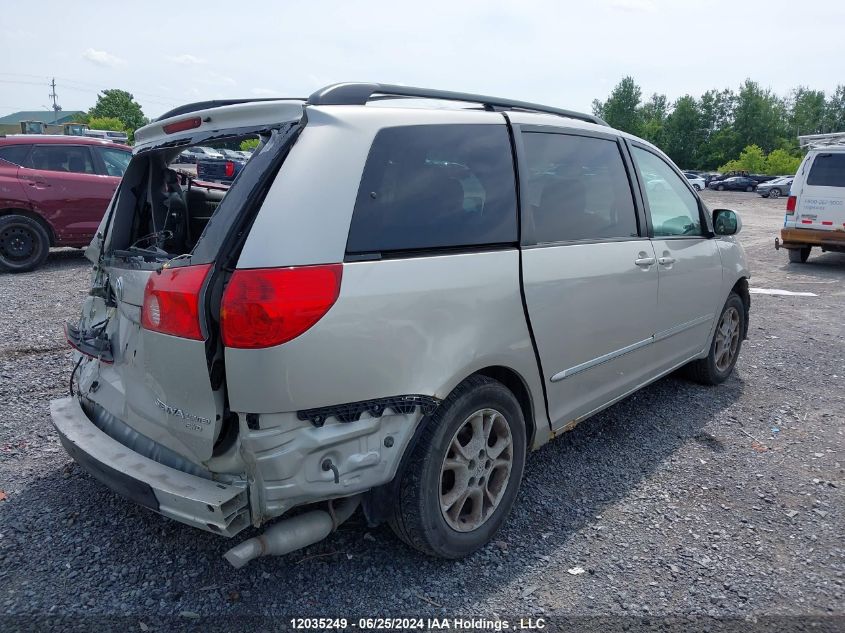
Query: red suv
[[0, 135, 131, 272]]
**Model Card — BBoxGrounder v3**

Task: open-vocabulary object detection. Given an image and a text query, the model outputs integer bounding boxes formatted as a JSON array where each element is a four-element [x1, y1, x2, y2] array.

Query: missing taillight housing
[[786, 196, 797, 213], [141, 264, 212, 340], [220, 264, 343, 349], [162, 117, 202, 134]]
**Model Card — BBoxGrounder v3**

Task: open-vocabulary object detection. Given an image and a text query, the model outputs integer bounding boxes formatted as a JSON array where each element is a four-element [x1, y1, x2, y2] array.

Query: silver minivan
[[52, 83, 750, 567]]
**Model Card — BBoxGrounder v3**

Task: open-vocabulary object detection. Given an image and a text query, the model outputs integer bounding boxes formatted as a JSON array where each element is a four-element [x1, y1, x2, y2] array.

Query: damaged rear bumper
[[50, 396, 250, 537]]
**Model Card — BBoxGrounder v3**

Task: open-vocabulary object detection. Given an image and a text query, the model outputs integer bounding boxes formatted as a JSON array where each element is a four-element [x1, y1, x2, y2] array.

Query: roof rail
[[307, 82, 608, 126], [155, 97, 305, 122]]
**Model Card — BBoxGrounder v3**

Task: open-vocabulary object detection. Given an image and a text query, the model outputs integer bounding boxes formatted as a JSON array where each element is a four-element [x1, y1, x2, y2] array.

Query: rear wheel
[[788, 246, 811, 263], [745, 185, 754, 192], [685, 292, 745, 385], [717, 185, 725, 191], [0, 214, 50, 273], [389, 376, 526, 558], [769, 188, 781, 199]]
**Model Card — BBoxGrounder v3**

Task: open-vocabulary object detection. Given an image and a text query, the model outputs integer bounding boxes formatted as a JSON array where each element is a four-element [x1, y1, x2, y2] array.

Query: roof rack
[[798, 132, 845, 149], [307, 82, 608, 126]]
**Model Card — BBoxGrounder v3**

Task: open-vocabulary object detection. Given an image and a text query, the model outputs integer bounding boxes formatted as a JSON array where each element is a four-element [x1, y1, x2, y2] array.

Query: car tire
[[717, 185, 725, 191], [0, 214, 50, 273], [745, 185, 754, 192], [684, 292, 745, 386], [769, 188, 781, 199], [693, 184, 701, 191], [388, 375, 526, 559], [788, 246, 811, 263]]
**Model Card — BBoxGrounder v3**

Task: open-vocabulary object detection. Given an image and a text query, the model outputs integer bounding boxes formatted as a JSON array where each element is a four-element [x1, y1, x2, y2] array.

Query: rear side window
[[521, 132, 639, 243], [30, 145, 96, 174], [96, 147, 132, 177], [346, 124, 517, 255], [807, 153, 845, 187], [0, 145, 31, 166]]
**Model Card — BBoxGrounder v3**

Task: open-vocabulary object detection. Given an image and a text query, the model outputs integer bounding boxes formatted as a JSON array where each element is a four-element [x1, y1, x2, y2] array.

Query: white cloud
[[251, 87, 278, 96], [195, 71, 237, 87], [82, 48, 125, 68], [167, 54, 206, 65], [610, 0, 657, 12]]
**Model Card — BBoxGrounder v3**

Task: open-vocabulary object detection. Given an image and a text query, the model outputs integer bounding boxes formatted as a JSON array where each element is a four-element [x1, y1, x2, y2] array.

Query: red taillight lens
[[141, 264, 211, 340], [224, 160, 235, 177], [220, 264, 342, 349], [162, 117, 202, 134], [786, 196, 797, 213]]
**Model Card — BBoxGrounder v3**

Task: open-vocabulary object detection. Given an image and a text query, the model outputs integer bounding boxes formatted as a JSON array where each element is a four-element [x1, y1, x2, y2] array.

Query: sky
[[0, 0, 842, 121]]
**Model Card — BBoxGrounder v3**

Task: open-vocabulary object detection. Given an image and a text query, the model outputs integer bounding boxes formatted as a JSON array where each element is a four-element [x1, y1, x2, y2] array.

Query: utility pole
[[48, 77, 61, 123]]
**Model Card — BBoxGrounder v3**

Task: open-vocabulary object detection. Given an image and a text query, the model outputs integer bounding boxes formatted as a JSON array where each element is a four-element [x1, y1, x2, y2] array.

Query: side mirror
[[713, 208, 741, 236]]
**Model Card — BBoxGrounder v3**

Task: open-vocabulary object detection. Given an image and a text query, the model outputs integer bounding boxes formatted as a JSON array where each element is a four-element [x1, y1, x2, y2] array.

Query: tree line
[[592, 77, 845, 173]]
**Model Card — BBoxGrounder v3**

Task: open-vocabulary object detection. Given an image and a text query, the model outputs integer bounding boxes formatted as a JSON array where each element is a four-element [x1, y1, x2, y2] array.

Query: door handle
[[635, 256, 656, 267], [658, 256, 676, 265]]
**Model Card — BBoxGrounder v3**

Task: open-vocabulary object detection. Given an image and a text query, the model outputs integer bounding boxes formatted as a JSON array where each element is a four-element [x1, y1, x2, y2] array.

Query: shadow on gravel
[[0, 373, 745, 615], [778, 251, 845, 276]]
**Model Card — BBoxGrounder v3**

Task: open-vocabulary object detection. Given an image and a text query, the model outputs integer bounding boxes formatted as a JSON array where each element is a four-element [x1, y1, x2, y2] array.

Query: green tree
[[733, 80, 787, 154], [593, 76, 642, 135], [240, 138, 260, 151], [697, 89, 736, 169], [718, 144, 767, 173], [824, 85, 845, 133], [765, 149, 802, 175], [87, 116, 126, 132], [663, 95, 702, 168], [790, 87, 826, 136], [638, 93, 668, 147], [88, 89, 148, 141]]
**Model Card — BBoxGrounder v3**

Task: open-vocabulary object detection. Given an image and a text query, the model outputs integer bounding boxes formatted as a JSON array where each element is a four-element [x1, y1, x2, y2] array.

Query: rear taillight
[[220, 264, 342, 349], [163, 117, 201, 134], [141, 264, 211, 340], [224, 160, 235, 178], [786, 196, 797, 213]]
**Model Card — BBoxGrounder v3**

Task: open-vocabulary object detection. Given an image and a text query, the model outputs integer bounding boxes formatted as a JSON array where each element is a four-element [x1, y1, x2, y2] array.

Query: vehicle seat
[[48, 152, 68, 172], [68, 155, 86, 173], [535, 178, 598, 242]]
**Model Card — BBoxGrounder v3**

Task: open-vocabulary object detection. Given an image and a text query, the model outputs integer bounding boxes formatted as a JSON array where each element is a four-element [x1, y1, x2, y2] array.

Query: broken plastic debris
[[567, 566, 586, 575]]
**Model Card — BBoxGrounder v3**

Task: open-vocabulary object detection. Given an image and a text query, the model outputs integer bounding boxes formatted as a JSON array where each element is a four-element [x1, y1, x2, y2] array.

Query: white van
[[778, 138, 845, 263]]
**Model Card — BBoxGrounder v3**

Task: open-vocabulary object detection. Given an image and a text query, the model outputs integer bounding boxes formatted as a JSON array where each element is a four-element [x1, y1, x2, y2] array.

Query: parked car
[[196, 154, 247, 184], [173, 146, 224, 164], [776, 140, 845, 263], [756, 177, 792, 199], [748, 174, 776, 184], [708, 170, 748, 183], [709, 176, 757, 192], [684, 172, 705, 191], [54, 83, 750, 567], [0, 135, 131, 272]]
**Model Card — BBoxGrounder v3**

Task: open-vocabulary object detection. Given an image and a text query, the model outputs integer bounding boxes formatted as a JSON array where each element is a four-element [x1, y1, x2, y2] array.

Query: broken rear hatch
[[67, 100, 304, 467]]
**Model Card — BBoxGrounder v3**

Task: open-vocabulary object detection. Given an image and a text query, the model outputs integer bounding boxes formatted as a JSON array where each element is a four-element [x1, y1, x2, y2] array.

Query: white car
[[684, 172, 705, 191]]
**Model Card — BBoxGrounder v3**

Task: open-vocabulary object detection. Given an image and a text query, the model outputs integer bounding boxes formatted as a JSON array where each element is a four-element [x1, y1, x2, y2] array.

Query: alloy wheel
[[439, 408, 513, 532], [714, 306, 741, 372]]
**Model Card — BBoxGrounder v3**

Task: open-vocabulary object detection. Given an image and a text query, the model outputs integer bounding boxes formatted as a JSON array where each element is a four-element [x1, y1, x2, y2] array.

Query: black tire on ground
[[684, 292, 745, 386], [769, 188, 781, 199], [788, 246, 811, 263], [693, 184, 701, 191], [745, 185, 754, 192], [389, 375, 527, 559], [717, 185, 725, 191], [0, 214, 50, 273]]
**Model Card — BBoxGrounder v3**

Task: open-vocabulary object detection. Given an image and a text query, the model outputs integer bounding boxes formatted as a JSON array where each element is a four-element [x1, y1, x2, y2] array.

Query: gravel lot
[[0, 191, 843, 629]]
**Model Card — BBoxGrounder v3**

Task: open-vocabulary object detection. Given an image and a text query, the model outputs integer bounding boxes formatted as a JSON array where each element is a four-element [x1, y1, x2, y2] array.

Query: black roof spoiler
[[155, 98, 305, 122], [307, 82, 608, 126]]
